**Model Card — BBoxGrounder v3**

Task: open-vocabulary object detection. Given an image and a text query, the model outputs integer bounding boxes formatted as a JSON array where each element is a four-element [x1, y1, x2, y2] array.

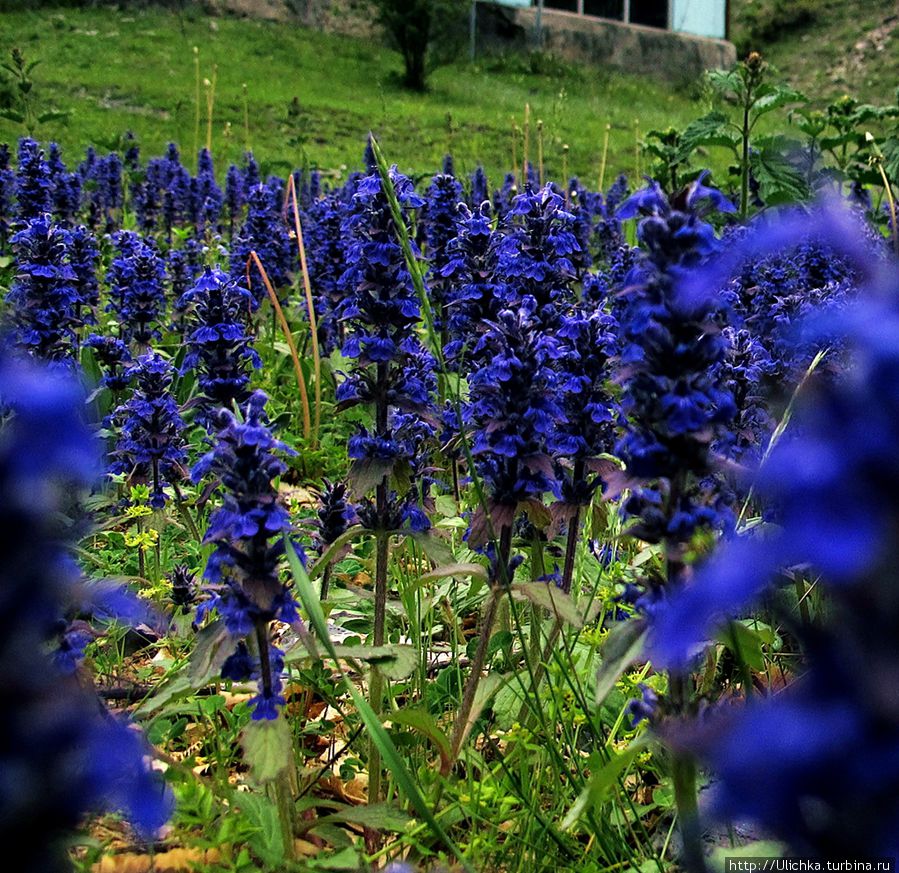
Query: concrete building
[[492, 0, 728, 40], [476, 0, 735, 78]]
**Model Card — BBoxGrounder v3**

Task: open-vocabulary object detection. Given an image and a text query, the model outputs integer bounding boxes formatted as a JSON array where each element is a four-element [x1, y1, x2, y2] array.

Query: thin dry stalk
[[286, 173, 322, 446], [247, 251, 312, 440]]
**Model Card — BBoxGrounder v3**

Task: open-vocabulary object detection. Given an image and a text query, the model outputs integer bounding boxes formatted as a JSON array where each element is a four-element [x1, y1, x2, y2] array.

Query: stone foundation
[[475, 4, 736, 78], [203, 0, 736, 78]]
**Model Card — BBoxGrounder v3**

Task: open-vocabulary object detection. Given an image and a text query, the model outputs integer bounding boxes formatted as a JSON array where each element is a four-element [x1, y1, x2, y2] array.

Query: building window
[[630, 0, 668, 28], [584, 0, 625, 19], [544, 0, 579, 11]]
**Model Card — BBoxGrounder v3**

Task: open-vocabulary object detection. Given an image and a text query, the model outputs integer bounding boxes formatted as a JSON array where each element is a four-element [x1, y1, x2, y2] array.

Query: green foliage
[[368, 0, 468, 91], [733, 0, 819, 56], [0, 6, 714, 184], [0, 46, 70, 135]]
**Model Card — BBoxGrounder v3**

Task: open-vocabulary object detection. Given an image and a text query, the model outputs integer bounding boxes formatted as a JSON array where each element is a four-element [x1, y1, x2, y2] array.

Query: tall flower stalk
[[336, 164, 433, 802], [615, 174, 737, 871], [177, 267, 260, 426], [192, 390, 300, 722], [648, 214, 899, 856], [0, 352, 171, 868]]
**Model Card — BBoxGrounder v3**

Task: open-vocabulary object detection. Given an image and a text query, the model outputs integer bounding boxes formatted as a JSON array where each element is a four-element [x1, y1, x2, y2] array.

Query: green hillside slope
[[730, 0, 899, 104], [0, 5, 708, 181]]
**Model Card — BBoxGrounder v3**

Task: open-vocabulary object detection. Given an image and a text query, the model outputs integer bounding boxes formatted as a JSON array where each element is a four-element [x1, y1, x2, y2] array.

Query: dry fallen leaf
[[320, 774, 368, 805], [93, 847, 221, 873]]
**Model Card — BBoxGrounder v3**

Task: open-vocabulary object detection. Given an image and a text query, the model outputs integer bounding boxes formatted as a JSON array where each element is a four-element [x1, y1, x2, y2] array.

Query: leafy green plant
[[690, 53, 808, 215], [0, 48, 70, 135]]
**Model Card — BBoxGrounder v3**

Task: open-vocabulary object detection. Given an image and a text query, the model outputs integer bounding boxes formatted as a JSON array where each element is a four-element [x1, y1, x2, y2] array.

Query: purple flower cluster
[[7, 214, 82, 364], [230, 184, 294, 300], [650, 267, 899, 856], [0, 353, 170, 866], [192, 391, 300, 720], [615, 175, 737, 546], [178, 267, 261, 424], [109, 353, 187, 508], [106, 231, 167, 346]]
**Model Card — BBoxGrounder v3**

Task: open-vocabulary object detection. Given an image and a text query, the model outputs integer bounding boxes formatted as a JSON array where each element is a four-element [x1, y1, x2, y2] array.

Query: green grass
[[0, 4, 711, 182], [730, 0, 899, 105]]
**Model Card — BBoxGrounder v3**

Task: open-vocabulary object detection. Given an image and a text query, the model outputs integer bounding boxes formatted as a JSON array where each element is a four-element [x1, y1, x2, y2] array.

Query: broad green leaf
[[230, 791, 286, 866], [512, 581, 584, 629], [188, 618, 237, 685], [308, 525, 364, 579], [595, 619, 648, 707], [307, 847, 364, 871], [133, 670, 195, 718], [347, 456, 393, 498], [405, 530, 455, 566], [719, 618, 776, 672], [388, 707, 452, 769], [753, 84, 806, 116], [241, 716, 293, 785], [316, 802, 412, 832], [331, 643, 418, 680], [679, 111, 739, 157], [434, 494, 458, 517], [706, 68, 743, 98], [417, 562, 488, 584], [749, 147, 809, 206], [459, 672, 508, 751]]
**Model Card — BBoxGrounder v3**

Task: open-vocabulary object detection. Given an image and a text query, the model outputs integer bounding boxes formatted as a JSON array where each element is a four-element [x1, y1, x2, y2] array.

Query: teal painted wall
[[671, 0, 726, 39]]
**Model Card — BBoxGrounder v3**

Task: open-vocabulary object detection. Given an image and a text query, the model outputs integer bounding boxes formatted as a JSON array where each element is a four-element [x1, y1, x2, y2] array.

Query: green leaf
[[678, 111, 739, 157], [881, 136, 899, 183], [417, 562, 488, 584], [405, 530, 455, 566], [285, 538, 473, 872], [719, 619, 775, 672], [188, 619, 237, 685], [306, 847, 363, 871], [753, 83, 806, 117], [455, 672, 508, 751], [316, 802, 412, 832], [133, 671, 196, 718], [512, 581, 584, 629], [562, 736, 650, 830], [595, 619, 647, 707], [749, 146, 809, 206], [241, 716, 293, 785], [308, 525, 364, 580], [231, 792, 286, 866], [347, 456, 393, 498], [434, 494, 458, 518], [706, 68, 743, 99], [331, 643, 418, 680], [388, 707, 452, 770]]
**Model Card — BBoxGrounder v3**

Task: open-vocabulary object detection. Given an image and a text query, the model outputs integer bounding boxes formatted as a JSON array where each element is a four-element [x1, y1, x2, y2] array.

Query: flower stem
[[669, 671, 705, 873], [368, 360, 391, 806], [444, 523, 511, 773]]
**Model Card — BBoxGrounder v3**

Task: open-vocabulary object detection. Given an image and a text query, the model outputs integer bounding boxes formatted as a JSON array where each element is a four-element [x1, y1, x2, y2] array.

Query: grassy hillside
[[730, 0, 899, 105], [0, 5, 710, 182]]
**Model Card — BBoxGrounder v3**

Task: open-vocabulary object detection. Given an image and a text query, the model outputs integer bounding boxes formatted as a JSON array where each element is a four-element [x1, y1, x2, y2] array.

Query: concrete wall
[[206, 0, 736, 78], [477, 4, 735, 78]]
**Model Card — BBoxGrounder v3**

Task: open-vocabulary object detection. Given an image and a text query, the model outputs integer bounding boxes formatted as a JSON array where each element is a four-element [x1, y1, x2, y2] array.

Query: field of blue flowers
[[4, 48, 899, 873]]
